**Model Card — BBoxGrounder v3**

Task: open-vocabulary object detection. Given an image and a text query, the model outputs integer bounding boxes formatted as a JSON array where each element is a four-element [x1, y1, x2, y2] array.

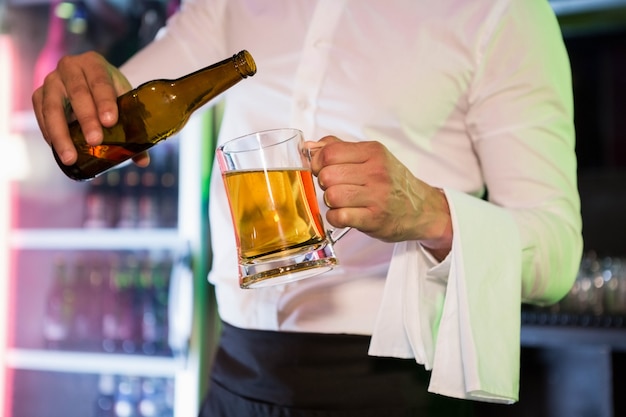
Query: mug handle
[[306, 142, 352, 245], [329, 227, 351, 244]]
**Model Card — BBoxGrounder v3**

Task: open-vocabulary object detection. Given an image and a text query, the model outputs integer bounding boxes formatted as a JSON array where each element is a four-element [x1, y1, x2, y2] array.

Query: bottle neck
[[170, 50, 257, 112], [186, 50, 256, 80]]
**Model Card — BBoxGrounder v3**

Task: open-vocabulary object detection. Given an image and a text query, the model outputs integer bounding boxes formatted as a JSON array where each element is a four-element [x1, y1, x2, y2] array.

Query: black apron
[[198, 321, 474, 417]]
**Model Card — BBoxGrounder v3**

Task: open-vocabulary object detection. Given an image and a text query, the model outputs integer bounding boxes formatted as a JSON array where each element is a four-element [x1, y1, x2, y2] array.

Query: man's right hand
[[31, 51, 134, 166]]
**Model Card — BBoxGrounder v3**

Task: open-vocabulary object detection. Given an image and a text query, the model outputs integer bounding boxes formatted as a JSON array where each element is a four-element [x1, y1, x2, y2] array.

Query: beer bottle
[[101, 254, 120, 353], [42, 256, 74, 350], [55, 50, 257, 181]]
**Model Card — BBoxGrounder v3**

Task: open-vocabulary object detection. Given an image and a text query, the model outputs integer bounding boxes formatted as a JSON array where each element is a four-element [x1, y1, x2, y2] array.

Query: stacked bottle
[[522, 251, 626, 327], [83, 142, 179, 229], [43, 252, 173, 355], [95, 374, 174, 417]]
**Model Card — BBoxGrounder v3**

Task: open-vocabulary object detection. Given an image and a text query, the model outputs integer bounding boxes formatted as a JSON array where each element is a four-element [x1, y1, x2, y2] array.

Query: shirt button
[[298, 99, 309, 110]]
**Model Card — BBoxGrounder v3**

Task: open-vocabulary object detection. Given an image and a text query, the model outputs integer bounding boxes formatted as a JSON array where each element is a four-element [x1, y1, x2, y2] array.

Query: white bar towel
[[369, 188, 521, 404]]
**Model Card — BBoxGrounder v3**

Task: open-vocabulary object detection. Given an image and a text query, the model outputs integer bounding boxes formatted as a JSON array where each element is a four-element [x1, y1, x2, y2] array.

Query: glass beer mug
[[217, 128, 349, 289]]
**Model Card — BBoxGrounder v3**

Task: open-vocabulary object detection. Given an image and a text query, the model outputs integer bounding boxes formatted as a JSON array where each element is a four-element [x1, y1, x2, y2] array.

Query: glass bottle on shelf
[[117, 164, 141, 229], [139, 377, 172, 417], [84, 174, 111, 228], [69, 258, 94, 350], [95, 374, 116, 417], [114, 375, 142, 417], [137, 160, 160, 229], [115, 254, 141, 354], [157, 144, 179, 228], [152, 253, 172, 355], [138, 256, 157, 355], [102, 254, 120, 353], [42, 256, 74, 350]]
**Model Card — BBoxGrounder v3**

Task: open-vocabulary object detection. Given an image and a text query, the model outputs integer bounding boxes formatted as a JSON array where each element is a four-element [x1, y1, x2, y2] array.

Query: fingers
[[316, 141, 388, 192], [322, 184, 384, 237], [322, 182, 365, 206], [31, 51, 131, 166], [32, 76, 77, 164], [57, 52, 121, 144], [309, 137, 380, 176], [31, 87, 50, 144]]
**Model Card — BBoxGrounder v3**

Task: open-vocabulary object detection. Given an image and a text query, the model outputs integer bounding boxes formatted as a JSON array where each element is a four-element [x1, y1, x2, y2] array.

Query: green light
[[55, 2, 76, 20]]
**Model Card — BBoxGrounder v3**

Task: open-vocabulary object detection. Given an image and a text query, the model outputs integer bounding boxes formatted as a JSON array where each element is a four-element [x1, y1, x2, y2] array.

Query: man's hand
[[307, 136, 453, 261], [32, 51, 149, 167]]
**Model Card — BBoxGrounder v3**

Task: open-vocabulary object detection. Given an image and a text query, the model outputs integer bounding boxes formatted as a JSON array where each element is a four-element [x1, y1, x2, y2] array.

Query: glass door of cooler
[[1, 107, 216, 417], [0, 2, 218, 414]]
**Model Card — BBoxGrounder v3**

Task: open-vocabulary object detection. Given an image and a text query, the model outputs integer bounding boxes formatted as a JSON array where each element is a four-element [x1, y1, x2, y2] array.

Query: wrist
[[419, 187, 453, 262]]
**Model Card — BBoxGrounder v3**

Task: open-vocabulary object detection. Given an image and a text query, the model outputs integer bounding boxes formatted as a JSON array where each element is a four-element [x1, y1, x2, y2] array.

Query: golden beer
[[223, 168, 326, 261]]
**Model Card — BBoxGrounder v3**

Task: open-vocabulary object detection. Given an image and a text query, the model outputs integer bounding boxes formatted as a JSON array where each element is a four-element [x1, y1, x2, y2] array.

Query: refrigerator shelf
[[4, 348, 183, 377], [9, 229, 183, 250]]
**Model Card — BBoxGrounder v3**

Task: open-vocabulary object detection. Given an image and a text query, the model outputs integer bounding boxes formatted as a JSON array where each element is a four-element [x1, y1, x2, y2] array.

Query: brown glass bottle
[[55, 50, 257, 181]]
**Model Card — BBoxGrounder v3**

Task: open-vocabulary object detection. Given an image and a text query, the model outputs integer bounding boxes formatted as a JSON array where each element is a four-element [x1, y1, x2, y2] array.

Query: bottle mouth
[[234, 50, 257, 78]]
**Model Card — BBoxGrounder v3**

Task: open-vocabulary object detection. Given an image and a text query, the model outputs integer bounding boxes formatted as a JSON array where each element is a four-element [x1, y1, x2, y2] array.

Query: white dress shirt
[[121, 0, 583, 404]]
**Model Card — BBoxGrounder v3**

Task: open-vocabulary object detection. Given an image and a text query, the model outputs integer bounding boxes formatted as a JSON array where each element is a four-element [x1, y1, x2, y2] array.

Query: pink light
[[0, 35, 14, 131], [0, 33, 17, 417]]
